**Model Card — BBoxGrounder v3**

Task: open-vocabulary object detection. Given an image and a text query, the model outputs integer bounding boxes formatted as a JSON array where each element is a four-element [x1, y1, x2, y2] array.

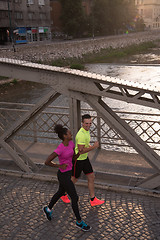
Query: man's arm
[[78, 141, 99, 155]]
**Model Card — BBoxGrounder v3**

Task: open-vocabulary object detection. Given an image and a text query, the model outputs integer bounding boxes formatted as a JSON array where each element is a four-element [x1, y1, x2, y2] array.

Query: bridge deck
[[0, 140, 155, 185]]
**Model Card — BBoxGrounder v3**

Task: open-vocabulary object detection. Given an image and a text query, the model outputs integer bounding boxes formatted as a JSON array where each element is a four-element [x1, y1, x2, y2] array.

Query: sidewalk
[[0, 174, 160, 240], [0, 140, 159, 191], [0, 140, 160, 239]]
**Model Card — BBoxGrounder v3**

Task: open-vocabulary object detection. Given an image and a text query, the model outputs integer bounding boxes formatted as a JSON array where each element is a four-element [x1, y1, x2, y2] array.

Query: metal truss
[[0, 58, 159, 110], [0, 89, 60, 172], [80, 94, 160, 189], [0, 58, 160, 189]]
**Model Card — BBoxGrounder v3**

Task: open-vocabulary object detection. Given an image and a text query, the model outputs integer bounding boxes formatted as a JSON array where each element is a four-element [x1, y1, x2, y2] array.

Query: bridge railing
[[0, 101, 160, 154]]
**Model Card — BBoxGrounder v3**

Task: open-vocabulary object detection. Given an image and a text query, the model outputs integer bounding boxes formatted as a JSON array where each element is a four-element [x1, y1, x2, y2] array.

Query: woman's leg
[[48, 183, 65, 209], [61, 172, 81, 221], [67, 181, 81, 221], [48, 171, 65, 209]]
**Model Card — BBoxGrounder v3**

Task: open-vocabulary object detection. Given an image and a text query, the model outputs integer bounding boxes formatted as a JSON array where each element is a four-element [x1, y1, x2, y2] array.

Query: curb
[[0, 168, 160, 198], [0, 78, 21, 85], [0, 78, 14, 85]]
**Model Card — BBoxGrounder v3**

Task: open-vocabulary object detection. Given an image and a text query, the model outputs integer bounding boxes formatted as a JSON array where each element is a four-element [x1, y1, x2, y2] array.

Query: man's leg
[[84, 159, 105, 207], [71, 176, 78, 184], [71, 159, 83, 184], [86, 173, 95, 198]]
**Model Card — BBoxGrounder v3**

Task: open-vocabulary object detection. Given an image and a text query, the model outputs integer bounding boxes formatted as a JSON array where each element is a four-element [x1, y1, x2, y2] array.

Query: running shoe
[[90, 197, 105, 207], [43, 206, 53, 221], [61, 195, 70, 203], [76, 220, 91, 231]]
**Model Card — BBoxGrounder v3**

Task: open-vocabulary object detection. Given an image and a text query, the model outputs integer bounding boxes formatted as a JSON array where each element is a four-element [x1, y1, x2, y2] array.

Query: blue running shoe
[[43, 206, 53, 221], [76, 220, 91, 231]]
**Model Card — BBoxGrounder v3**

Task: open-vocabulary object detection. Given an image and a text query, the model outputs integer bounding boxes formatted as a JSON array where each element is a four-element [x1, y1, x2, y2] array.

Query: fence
[[0, 101, 160, 154]]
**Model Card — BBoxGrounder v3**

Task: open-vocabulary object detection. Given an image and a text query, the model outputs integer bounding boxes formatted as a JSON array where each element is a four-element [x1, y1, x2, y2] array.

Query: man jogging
[[72, 114, 105, 207]]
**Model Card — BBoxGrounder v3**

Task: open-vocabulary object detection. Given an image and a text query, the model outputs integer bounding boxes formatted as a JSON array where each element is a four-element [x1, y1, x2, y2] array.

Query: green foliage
[[0, 78, 18, 88], [70, 64, 85, 70], [58, 0, 142, 38], [82, 41, 156, 63], [51, 41, 156, 66], [135, 17, 145, 31], [51, 59, 65, 67], [0, 76, 8, 80], [51, 57, 83, 68], [60, 0, 87, 37], [12, 79, 18, 84], [45, 40, 157, 68], [92, 0, 137, 36]]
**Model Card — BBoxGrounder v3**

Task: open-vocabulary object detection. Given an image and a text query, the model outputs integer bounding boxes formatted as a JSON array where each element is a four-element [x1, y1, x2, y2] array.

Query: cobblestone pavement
[[0, 175, 160, 240]]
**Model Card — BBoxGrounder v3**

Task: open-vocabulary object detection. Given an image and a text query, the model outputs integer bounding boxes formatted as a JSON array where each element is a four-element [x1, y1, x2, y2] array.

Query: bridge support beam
[[69, 98, 81, 141], [82, 94, 160, 189], [0, 91, 60, 172], [138, 173, 160, 189]]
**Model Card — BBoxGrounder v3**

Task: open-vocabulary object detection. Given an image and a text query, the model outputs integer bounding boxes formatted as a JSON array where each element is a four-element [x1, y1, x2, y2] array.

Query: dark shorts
[[72, 157, 93, 179]]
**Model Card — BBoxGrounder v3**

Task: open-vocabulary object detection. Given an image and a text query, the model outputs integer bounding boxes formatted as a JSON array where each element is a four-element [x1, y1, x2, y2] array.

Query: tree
[[92, 0, 111, 36], [92, 0, 137, 36], [135, 17, 145, 31], [60, 0, 87, 37]]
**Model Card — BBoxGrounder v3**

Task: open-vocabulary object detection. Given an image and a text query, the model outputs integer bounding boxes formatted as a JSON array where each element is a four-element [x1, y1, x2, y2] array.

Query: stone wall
[[0, 30, 160, 63]]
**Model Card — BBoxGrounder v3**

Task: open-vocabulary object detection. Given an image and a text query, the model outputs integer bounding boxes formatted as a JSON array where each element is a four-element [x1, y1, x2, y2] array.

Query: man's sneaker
[[90, 197, 105, 207], [61, 195, 70, 203], [43, 206, 53, 221], [76, 220, 91, 231]]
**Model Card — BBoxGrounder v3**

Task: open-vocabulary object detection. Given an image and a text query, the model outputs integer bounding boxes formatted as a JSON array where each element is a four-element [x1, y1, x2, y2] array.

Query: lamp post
[[7, 0, 16, 52], [92, 0, 95, 39]]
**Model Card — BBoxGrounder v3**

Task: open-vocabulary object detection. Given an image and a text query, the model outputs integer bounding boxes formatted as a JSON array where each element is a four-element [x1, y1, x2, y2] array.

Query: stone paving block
[[0, 175, 160, 239]]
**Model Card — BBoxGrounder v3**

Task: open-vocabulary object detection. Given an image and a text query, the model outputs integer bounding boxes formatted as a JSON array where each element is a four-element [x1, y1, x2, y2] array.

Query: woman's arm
[[45, 152, 67, 169], [72, 151, 80, 161]]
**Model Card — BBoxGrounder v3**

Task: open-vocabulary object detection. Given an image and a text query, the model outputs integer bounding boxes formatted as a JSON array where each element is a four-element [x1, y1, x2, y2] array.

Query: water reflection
[[86, 63, 160, 114], [86, 64, 160, 87]]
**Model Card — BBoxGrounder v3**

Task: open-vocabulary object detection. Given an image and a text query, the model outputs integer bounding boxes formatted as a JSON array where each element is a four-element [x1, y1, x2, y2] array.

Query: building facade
[[135, 0, 160, 29], [0, 0, 51, 44]]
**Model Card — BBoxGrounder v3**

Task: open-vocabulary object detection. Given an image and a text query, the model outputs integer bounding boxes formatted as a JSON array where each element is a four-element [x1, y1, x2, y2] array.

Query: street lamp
[[92, 0, 95, 39], [7, 0, 16, 52]]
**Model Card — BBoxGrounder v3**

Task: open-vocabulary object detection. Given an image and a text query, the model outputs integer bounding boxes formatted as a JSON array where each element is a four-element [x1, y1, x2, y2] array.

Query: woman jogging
[[43, 124, 91, 231]]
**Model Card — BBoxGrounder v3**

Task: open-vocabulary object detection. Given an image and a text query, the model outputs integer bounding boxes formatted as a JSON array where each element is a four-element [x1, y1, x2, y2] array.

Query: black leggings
[[48, 170, 81, 221]]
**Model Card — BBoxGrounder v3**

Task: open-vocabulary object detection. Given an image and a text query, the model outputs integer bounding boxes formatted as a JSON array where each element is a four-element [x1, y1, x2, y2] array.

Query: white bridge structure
[[0, 58, 160, 190]]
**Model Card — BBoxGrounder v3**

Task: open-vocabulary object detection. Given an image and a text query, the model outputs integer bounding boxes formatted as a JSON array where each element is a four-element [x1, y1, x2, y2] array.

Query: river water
[[1, 63, 160, 114], [85, 63, 160, 114]]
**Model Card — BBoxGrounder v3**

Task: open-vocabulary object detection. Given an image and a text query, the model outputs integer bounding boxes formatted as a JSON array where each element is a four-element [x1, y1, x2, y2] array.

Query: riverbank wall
[[0, 30, 160, 63]]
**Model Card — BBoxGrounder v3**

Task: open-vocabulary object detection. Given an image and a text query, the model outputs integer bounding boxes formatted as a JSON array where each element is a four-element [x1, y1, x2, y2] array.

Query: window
[[14, 0, 22, 3], [27, 0, 34, 4], [28, 12, 35, 20], [0, 10, 8, 18], [0, 10, 8, 19], [140, 9, 143, 16], [39, 13, 46, 20], [14, 11, 23, 20], [38, 0, 44, 5]]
